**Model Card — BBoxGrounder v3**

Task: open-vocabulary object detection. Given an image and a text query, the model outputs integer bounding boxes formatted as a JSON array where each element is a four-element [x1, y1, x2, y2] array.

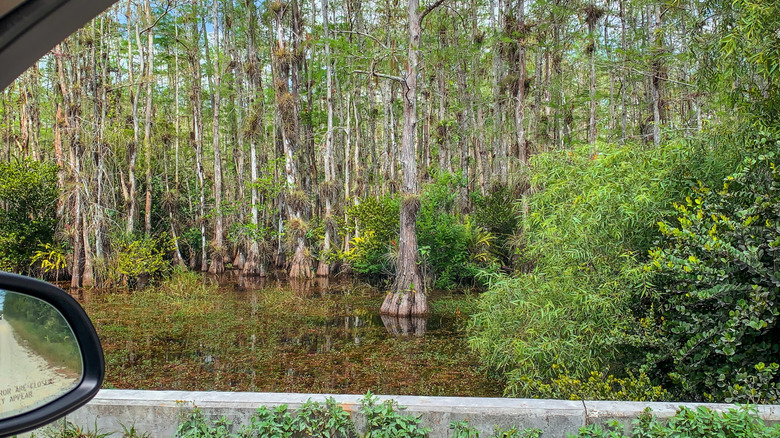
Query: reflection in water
[[380, 315, 427, 336], [78, 276, 502, 396], [0, 291, 82, 419]]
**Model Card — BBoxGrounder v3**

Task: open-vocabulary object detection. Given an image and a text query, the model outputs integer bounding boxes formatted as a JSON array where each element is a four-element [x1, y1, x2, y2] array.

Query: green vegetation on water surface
[[80, 270, 499, 396]]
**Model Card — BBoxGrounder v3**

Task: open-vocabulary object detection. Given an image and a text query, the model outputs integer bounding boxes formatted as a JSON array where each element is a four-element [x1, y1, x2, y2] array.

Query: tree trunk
[[126, 7, 139, 235], [207, 0, 225, 274], [317, 0, 335, 277], [649, 3, 662, 146], [619, 0, 628, 142], [381, 0, 440, 317], [143, 0, 154, 236], [188, 18, 207, 271], [587, 3, 599, 145], [244, 0, 264, 276], [273, 0, 312, 279], [491, 0, 507, 184], [515, 0, 528, 164]]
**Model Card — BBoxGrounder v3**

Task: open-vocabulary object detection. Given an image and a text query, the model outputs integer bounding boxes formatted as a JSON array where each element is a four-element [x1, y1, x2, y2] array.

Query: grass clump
[[450, 421, 542, 438], [174, 393, 426, 438], [33, 420, 112, 438], [570, 405, 780, 438]]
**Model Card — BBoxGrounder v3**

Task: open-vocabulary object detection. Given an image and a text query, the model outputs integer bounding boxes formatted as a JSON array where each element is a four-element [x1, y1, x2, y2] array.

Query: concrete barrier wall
[[41, 390, 780, 438]]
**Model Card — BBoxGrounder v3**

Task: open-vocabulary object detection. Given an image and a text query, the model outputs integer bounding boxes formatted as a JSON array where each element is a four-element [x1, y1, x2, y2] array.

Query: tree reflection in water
[[380, 315, 427, 336]]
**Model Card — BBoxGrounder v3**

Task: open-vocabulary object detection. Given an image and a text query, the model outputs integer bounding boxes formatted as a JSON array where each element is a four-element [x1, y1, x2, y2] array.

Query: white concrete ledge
[[40, 390, 780, 437]]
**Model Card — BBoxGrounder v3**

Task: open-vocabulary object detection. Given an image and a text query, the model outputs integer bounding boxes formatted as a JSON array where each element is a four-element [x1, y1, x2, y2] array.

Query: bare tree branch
[[140, 0, 174, 35], [332, 30, 389, 50], [353, 70, 403, 83], [420, 0, 447, 24]]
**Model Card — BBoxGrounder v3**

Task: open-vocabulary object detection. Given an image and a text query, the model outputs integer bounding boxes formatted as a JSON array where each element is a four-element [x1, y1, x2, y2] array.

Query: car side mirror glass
[[0, 273, 103, 438], [0, 290, 83, 419]]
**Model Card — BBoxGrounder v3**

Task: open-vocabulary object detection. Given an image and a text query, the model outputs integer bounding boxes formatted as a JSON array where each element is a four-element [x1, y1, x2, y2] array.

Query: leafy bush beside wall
[[641, 152, 780, 403], [468, 140, 749, 399]]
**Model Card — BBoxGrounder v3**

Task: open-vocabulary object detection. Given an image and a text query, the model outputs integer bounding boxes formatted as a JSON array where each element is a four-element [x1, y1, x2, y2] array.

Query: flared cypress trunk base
[[381, 198, 428, 317], [208, 253, 224, 274], [316, 260, 330, 277], [243, 241, 266, 276], [289, 237, 313, 279]]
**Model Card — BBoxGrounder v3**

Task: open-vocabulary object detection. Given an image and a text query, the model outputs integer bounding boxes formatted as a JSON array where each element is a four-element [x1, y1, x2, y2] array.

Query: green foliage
[[417, 172, 499, 288], [238, 405, 294, 437], [345, 172, 500, 288], [641, 152, 780, 403], [116, 234, 175, 286], [361, 392, 430, 438], [179, 394, 424, 438], [469, 272, 629, 387], [714, 0, 780, 123], [0, 159, 58, 273], [37, 420, 112, 438], [469, 140, 748, 396], [293, 399, 356, 438], [238, 400, 356, 438], [31, 243, 68, 278], [470, 142, 686, 391], [176, 407, 235, 438], [344, 196, 400, 277], [450, 421, 542, 438], [569, 406, 780, 438], [471, 184, 519, 264], [512, 364, 669, 402], [120, 424, 152, 438], [472, 184, 519, 237]]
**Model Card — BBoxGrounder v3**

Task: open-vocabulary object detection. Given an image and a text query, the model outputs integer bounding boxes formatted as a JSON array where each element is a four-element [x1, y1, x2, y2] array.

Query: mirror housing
[[0, 272, 104, 438]]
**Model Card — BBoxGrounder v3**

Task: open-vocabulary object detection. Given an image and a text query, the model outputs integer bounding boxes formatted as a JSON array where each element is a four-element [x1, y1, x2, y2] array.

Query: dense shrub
[[469, 143, 683, 391], [0, 159, 58, 273], [174, 393, 427, 438], [344, 196, 400, 277], [514, 365, 669, 402], [471, 183, 519, 265], [571, 406, 780, 438], [345, 172, 500, 288], [469, 140, 745, 397], [116, 234, 175, 287], [641, 152, 780, 403]]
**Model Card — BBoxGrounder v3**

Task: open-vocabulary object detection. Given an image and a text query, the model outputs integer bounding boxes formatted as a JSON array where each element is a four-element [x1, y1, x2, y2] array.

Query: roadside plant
[[642, 152, 780, 402], [120, 424, 152, 438], [361, 392, 430, 438], [238, 405, 294, 437], [450, 421, 542, 438], [37, 420, 111, 438], [569, 406, 780, 438], [176, 407, 235, 438], [511, 364, 669, 402], [294, 398, 356, 437]]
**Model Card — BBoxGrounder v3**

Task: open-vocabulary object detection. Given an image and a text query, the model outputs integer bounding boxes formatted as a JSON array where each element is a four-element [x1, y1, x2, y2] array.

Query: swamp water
[[75, 274, 502, 397]]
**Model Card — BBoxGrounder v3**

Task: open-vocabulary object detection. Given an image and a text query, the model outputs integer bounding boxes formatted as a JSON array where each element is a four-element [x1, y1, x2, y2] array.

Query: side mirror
[[0, 272, 104, 438]]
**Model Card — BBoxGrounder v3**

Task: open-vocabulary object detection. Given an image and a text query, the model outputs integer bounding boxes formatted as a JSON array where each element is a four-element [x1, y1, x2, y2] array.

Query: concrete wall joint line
[[582, 399, 589, 426]]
